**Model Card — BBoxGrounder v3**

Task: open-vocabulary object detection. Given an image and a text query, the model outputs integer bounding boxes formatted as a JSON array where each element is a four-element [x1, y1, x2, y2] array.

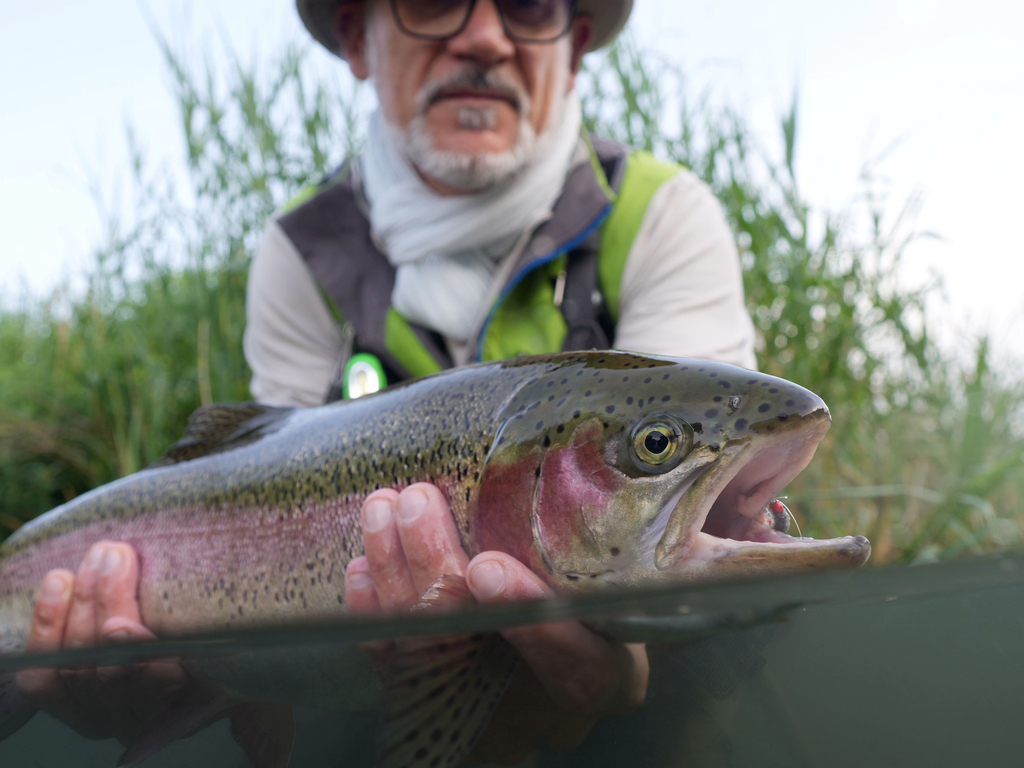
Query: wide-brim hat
[[296, 0, 633, 59]]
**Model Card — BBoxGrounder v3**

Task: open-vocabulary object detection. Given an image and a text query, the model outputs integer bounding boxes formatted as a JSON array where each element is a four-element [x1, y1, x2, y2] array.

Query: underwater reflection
[[3, 553, 1024, 767]]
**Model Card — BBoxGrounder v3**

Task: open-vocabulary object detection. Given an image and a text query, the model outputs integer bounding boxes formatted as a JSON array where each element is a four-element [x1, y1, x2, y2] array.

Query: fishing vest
[[276, 134, 680, 396]]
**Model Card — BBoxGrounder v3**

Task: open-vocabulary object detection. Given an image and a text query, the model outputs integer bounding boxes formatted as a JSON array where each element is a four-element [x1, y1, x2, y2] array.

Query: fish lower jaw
[[672, 530, 872, 574]]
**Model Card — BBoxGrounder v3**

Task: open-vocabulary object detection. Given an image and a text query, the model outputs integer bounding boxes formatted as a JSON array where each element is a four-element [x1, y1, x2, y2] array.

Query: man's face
[[339, 1, 593, 190]]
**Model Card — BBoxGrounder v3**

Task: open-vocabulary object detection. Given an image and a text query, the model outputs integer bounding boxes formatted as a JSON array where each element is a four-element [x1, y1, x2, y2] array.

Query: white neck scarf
[[360, 92, 583, 342]]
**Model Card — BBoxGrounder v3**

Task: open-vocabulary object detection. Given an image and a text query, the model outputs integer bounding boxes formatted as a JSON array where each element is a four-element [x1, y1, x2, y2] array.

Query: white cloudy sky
[[2, 0, 1022, 363]]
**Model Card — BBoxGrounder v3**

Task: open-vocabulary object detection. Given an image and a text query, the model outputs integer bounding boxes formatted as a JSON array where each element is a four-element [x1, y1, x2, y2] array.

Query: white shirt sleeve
[[614, 169, 758, 371], [244, 219, 344, 407]]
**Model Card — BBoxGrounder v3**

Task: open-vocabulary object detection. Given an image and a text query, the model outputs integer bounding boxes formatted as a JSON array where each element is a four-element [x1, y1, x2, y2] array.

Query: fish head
[[472, 352, 870, 594]]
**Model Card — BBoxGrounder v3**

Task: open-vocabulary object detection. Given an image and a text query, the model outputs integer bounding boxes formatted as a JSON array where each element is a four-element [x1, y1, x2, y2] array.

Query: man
[[18, 0, 756, 762]]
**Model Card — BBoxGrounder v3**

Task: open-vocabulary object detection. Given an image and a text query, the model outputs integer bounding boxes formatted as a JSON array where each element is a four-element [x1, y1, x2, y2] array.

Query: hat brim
[[296, 0, 633, 60]]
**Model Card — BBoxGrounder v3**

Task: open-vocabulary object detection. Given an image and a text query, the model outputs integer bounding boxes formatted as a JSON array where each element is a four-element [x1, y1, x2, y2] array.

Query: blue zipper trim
[[475, 204, 613, 362]]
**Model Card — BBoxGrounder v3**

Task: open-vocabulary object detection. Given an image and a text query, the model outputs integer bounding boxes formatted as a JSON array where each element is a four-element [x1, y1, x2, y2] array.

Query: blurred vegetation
[[1, 35, 1022, 564]]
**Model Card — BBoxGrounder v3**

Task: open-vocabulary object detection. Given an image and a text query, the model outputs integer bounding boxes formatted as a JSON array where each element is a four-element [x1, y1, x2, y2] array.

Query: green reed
[[1, 34, 1021, 564]]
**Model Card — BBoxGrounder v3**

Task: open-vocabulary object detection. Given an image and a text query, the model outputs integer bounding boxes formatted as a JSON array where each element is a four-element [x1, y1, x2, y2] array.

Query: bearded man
[[18, 0, 756, 763]]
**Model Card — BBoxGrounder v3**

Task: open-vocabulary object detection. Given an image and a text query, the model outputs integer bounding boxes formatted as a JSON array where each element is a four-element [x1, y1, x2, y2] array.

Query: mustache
[[417, 68, 530, 116]]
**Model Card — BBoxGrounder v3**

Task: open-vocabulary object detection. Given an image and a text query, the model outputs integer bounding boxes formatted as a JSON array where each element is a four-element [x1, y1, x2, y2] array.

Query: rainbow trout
[[0, 352, 869, 766]]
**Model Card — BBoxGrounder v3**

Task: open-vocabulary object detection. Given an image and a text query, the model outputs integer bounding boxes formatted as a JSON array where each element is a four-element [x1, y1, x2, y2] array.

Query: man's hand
[[345, 483, 650, 765], [16, 541, 203, 744]]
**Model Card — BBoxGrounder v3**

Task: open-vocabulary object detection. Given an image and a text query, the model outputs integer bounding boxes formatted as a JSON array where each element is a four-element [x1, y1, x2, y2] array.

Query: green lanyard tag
[[343, 353, 387, 400]]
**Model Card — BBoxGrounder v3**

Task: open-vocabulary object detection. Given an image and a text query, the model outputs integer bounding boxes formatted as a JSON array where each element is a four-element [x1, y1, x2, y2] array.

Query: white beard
[[400, 102, 540, 192]]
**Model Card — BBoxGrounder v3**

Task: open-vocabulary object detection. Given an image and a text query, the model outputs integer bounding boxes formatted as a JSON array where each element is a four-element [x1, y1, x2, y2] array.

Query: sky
[[1, 0, 1022, 364]]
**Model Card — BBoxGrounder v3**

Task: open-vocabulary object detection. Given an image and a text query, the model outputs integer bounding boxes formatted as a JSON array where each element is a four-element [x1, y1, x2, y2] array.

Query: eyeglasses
[[389, 0, 578, 45]]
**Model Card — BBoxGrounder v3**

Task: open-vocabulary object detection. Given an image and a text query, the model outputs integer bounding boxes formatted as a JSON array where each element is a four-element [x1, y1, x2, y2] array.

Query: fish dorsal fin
[[378, 575, 520, 768], [151, 403, 294, 467]]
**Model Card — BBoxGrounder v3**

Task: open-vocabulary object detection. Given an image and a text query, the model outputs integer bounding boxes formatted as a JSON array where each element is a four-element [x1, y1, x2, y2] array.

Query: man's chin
[[402, 116, 538, 193]]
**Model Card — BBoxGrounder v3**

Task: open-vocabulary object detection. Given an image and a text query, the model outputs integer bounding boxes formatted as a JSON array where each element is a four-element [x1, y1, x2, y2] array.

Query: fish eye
[[630, 415, 692, 473]]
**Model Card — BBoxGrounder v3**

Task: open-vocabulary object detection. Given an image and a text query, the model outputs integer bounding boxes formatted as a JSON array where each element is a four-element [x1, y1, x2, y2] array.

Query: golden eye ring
[[629, 415, 691, 473]]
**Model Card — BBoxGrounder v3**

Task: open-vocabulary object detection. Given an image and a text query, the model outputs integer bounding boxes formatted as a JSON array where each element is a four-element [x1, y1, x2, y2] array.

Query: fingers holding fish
[[393, 483, 470, 596], [16, 570, 76, 720], [360, 490, 420, 611], [360, 485, 471, 613], [90, 542, 145, 637], [17, 543, 197, 744]]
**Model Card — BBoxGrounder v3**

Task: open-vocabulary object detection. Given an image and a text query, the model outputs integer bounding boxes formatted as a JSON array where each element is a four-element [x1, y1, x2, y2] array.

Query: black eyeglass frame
[[388, 0, 580, 45]]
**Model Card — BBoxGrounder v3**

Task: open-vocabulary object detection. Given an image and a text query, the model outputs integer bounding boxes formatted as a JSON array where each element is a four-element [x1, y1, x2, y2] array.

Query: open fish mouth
[[655, 409, 871, 577]]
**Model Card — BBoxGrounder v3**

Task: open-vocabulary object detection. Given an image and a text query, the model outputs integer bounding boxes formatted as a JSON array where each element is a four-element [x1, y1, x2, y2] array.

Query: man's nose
[[446, 0, 516, 64]]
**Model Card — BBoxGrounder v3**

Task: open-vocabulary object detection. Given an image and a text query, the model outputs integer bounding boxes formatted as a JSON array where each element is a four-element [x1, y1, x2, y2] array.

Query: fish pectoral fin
[[118, 693, 233, 767], [150, 403, 294, 467], [379, 633, 520, 768], [377, 575, 520, 768], [228, 701, 295, 768]]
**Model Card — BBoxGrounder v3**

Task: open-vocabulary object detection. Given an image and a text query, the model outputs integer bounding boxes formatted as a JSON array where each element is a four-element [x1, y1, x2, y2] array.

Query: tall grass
[[1, 35, 1022, 564]]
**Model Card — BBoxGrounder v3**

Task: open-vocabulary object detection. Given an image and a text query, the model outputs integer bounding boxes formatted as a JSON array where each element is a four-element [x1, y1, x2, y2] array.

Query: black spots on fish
[[759, 403, 772, 413], [557, 398, 567, 407], [769, 388, 779, 394], [557, 424, 565, 434], [542, 435, 551, 448], [786, 399, 796, 407], [692, 422, 703, 433], [573, 410, 581, 419], [709, 444, 720, 453], [561, 378, 568, 385], [747, 378, 758, 385], [718, 380, 731, 388], [713, 396, 723, 403], [710, 372, 718, 378], [644, 377, 652, 384], [547, 395, 555, 402], [535, 466, 542, 479], [705, 409, 719, 419], [610, 547, 620, 556], [576, 370, 584, 376], [605, 405, 616, 414], [761, 381, 770, 387], [626, 397, 634, 405], [585, 390, 592, 397], [778, 415, 789, 422], [535, 421, 544, 431], [566, 573, 579, 581], [622, 376, 630, 382], [699, 367, 706, 372], [735, 418, 748, 431], [661, 395, 671, 402], [663, 373, 671, 380], [598, 378, 605, 384], [547, 381, 555, 388]]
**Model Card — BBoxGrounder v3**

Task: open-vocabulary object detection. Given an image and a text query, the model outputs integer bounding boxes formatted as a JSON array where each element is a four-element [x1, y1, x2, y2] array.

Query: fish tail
[[0, 618, 37, 741]]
